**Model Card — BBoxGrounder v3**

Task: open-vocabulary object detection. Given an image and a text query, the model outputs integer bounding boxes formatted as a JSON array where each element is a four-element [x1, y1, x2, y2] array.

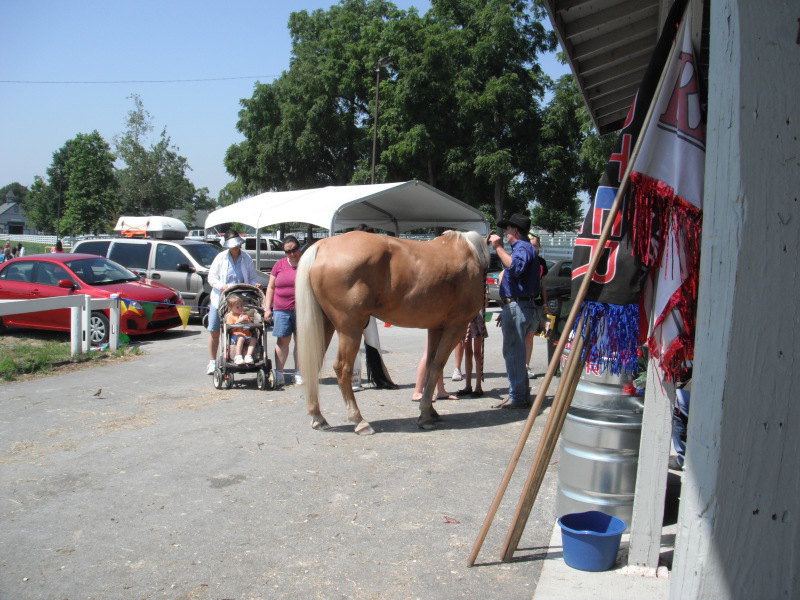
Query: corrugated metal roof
[[544, 0, 708, 135], [543, 0, 669, 134]]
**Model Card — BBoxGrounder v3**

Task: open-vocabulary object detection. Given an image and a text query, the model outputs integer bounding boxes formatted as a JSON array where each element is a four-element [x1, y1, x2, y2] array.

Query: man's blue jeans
[[500, 299, 540, 404], [672, 388, 690, 466]]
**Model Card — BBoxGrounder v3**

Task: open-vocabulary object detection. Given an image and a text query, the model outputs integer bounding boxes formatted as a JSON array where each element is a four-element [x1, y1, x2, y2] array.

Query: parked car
[[242, 237, 284, 272], [486, 254, 573, 313], [0, 254, 183, 344], [72, 237, 268, 327], [486, 253, 504, 304], [542, 259, 573, 315]]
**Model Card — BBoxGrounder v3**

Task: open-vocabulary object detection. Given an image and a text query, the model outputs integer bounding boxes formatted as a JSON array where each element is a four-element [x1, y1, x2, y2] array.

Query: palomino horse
[[296, 230, 489, 435]]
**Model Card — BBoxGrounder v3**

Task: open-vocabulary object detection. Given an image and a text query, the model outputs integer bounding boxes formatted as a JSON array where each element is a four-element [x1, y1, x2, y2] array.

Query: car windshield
[[183, 242, 220, 268], [65, 257, 139, 285]]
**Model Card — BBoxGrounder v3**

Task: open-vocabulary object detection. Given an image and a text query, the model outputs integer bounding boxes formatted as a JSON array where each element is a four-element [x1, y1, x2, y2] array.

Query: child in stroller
[[212, 283, 277, 390], [226, 294, 256, 365]]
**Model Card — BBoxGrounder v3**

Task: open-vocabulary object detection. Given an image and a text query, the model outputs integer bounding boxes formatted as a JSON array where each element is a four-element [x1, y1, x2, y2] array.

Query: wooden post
[[628, 361, 674, 568]]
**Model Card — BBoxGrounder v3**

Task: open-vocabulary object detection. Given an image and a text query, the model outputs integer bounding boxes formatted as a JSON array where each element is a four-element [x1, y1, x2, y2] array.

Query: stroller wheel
[[223, 372, 234, 389], [213, 368, 224, 389], [257, 368, 270, 390]]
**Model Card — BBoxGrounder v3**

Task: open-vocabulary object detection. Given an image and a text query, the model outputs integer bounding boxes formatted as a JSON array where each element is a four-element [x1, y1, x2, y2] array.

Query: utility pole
[[370, 56, 392, 185]]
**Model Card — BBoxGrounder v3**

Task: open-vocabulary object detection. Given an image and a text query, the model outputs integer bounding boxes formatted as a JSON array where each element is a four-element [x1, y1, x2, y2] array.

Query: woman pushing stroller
[[206, 231, 260, 375]]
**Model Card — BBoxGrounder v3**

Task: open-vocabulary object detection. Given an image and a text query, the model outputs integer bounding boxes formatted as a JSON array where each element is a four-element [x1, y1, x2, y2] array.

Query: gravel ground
[[1, 314, 561, 600]]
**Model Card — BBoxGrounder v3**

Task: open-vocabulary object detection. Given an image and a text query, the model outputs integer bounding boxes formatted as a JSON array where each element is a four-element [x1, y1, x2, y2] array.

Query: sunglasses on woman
[[284, 246, 300, 254]]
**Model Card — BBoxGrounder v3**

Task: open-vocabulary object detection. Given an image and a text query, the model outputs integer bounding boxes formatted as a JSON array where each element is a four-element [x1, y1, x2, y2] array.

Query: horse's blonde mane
[[446, 230, 490, 271]]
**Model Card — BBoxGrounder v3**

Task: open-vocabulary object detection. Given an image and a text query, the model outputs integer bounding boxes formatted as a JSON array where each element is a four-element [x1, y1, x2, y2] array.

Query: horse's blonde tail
[[296, 244, 324, 411]]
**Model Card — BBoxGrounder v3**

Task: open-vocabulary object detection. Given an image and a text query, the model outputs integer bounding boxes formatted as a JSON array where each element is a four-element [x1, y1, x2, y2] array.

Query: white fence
[[0, 233, 78, 249], [0, 295, 120, 356]]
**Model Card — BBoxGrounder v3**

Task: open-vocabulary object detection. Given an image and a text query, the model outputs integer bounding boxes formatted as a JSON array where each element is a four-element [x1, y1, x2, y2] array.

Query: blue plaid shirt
[[498, 239, 540, 299]]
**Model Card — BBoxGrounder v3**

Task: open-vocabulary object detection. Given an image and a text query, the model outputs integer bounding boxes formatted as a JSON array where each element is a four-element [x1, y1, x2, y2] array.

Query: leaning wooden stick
[[467, 309, 583, 567], [495, 15, 688, 561], [467, 19, 685, 564], [501, 330, 586, 560]]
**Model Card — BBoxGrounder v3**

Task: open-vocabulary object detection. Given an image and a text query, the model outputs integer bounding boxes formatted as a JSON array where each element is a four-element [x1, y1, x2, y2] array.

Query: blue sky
[[1, 0, 568, 199]]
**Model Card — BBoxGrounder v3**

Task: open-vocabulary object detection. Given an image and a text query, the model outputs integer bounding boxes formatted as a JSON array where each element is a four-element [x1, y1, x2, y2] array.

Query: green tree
[[226, 0, 406, 193], [0, 182, 29, 206], [25, 133, 117, 235], [530, 74, 617, 232], [59, 131, 118, 235], [529, 74, 585, 232], [225, 0, 555, 222], [115, 94, 208, 215], [24, 176, 60, 233], [432, 0, 555, 218]]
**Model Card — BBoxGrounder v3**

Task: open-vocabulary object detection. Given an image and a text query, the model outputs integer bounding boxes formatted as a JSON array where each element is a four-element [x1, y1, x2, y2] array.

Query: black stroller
[[212, 283, 277, 390]]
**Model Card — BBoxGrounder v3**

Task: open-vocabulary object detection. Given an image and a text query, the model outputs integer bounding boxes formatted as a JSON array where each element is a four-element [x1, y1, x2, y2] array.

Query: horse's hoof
[[417, 416, 438, 430], [355, 421, 375, 436], [311, 417, 331, 430]]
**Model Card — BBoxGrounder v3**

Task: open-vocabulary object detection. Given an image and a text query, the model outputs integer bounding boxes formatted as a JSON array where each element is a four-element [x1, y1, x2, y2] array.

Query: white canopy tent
[[204, 180, 488, 236]]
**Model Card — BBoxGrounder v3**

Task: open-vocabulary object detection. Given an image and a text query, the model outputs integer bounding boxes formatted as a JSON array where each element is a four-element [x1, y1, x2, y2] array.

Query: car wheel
[[89, 311, 110, 345], [200, 296, 211, 329]]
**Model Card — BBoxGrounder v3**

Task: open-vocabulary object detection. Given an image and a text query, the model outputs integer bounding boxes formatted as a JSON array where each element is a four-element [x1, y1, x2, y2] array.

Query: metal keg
[[556, 354, 644, 530]]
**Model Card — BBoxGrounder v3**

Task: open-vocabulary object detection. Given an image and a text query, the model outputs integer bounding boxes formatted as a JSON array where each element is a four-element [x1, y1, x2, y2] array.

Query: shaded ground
[[1, 319, 561, 599]]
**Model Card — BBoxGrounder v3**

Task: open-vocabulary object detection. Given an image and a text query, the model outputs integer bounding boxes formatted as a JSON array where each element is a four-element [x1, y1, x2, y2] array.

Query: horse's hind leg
[[308, 321, 335, 430], [418, 325, 465, 430], [333, 329, 374, 435]]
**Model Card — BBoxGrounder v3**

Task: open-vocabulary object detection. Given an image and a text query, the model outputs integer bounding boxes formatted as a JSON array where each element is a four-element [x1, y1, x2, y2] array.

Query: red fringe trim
[[630, 171, 702, 382]]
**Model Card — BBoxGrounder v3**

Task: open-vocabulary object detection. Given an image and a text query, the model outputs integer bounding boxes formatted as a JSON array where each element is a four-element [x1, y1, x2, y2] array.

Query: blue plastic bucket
[[557, 510, 626, 572]]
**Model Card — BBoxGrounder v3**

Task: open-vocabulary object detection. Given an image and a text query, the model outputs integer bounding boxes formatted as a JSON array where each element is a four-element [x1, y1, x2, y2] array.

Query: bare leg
[[235, 336, 246, 358], [473, 338, 484, 395], [525, 330, 534, 367], [208, 330, 220, 360], [274, 335, 291, 370], [246, 337, 256, 357], [414, 338, 455, 401], [453, 340, 464, 375], [457, 339, 474, 395]]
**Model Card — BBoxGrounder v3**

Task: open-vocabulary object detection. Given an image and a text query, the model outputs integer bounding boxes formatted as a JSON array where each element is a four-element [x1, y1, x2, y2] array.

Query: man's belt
[[501, 296, 532, 304]]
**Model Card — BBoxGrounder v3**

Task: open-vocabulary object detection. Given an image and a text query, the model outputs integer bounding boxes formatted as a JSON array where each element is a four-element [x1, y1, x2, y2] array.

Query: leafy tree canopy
[[25, 132, 118, 235], [225, 0, 559, 224], [115, 94, 213, 218], [0, 182, 29, 205]]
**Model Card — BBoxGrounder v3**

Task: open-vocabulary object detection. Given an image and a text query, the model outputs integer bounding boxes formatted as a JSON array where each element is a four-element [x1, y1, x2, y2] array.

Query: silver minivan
[[73, 238, 267, 326]]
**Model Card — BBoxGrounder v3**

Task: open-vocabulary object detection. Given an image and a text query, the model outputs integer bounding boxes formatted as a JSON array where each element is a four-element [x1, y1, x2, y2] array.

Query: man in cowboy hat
[[488, 213, 542, 409]]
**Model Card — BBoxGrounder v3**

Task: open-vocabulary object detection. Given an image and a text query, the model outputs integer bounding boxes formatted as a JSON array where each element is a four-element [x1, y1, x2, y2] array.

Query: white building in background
[[0, 190, 37, 235]]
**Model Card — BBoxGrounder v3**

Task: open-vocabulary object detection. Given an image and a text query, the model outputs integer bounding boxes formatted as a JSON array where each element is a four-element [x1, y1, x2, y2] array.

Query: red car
[[0, 253, 183, 344]]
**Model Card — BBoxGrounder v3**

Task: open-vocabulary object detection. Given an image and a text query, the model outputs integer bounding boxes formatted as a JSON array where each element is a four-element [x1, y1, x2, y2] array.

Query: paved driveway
[[1, 317, 560, 599]]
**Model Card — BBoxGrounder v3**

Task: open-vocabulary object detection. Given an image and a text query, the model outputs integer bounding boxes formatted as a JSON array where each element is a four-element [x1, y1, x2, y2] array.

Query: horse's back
[[309, 231, 485, 330]]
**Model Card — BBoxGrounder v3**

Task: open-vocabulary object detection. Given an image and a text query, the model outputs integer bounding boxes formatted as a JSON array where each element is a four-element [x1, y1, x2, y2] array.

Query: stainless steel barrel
[[556, 357, 644, 530]]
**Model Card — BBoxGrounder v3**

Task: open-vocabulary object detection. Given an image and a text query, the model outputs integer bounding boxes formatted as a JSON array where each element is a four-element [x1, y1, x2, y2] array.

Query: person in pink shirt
[[264, 235, 302, 387]]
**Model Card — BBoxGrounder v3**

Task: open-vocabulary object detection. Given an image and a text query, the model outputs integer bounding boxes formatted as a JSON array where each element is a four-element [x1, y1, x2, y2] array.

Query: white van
[[73, 238, 267, 326]]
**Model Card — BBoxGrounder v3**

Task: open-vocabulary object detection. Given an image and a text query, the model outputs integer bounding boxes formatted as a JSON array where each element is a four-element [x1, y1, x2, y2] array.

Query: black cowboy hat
[[497, 213, 531, 235]]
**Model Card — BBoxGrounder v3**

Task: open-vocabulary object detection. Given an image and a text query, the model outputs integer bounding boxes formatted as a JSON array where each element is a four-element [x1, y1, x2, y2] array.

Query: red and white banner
[[629, 9, 705, 381]]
